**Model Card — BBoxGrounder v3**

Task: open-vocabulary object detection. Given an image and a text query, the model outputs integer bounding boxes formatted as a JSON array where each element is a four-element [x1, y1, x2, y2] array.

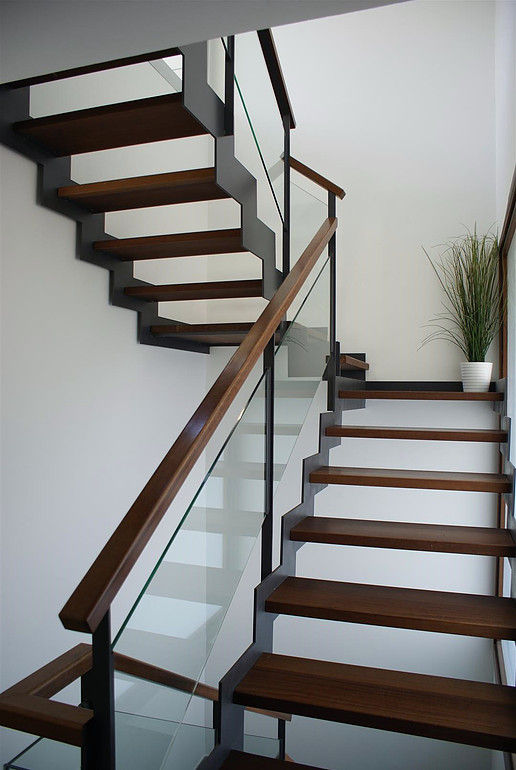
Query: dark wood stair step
[[234, 653, 516, 751], [151, 322, 256, 346], [221, 752, 320, 769], [326, 425, 507, 442], [58, 168, 229, 212], [14, 93, 207, 156], [340, 354, 369, 371], [124, 279, 262, 302], [94, 228, 244, 261], [339, 389, 503, 401], [289, 517, 516, 557], [309, 466, 512, 493], [265, 577, 516, 639]]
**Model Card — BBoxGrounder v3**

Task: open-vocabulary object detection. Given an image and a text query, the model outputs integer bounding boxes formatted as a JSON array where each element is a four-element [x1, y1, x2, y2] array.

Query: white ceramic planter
[[460, 362, 493, 393]]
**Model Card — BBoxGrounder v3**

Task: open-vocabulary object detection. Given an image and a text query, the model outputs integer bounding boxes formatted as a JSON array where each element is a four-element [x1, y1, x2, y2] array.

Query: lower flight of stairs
[[220, 377, 516, 765]]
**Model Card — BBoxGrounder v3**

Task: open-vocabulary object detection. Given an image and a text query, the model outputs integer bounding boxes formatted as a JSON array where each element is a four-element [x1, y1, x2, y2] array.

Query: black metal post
[[224, 36, 235, 136], [282, 114, 291, 278], [262, 337, 275, 580], [277, 719, 286, 760], [81, 611, 115, 770], [328, 191, 337, 411]]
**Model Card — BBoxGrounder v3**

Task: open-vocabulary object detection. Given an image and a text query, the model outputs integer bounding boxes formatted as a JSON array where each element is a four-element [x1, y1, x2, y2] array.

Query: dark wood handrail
[[60, 218, 337, 634], [257, 29, 296, 129], [0, 644, 94, 746], [287, 155, 345, 200], [0, 644, 290, 743]]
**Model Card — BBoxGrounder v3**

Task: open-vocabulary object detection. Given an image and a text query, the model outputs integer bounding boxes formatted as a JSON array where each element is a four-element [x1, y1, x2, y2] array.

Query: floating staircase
[[1, 25, 515, 770]]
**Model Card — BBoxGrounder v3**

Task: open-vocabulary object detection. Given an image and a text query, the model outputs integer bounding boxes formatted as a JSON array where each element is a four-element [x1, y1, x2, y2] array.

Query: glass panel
[[274, 256, 331, 485], [5, 720, 278, 769], [111, 371, 268, 757], [289, 178, 328, 273], [29, 56, 182, 118], [232, 32, 285, 220], [243, 733, 280, 758]]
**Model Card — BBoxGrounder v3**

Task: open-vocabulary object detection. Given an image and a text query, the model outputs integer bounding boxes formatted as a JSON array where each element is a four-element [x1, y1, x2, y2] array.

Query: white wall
[[0, 68, 221, 763], [275, 0, 498, 380], [495, 0, 516, 225]]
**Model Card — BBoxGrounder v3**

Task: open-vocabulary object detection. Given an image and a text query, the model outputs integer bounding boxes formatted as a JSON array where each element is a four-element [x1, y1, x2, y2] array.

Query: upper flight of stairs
[[2, 56, 279, 354], [14, 92, 208, 155], [58, 167, 230, 212]]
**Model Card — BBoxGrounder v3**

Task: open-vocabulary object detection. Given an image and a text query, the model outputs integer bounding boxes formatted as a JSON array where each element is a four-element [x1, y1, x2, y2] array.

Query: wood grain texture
[[94, 228, 244, 261], [340, 354, 369, 371], [339, 390, 503, 401], [289, 517, 516, 557], [309, 466, 512, 493], [151, 322, 262, 346], [221, 752, 318, 769], [58, 168, 229, 212], [60, 218, 337, 633], [289, 155, 345, 199], [0, 694, 92, 746], [234, 653, 516, 751], [125, 280, 262, 302], [0, 644, 93, 746], [325, 425, 508, 442], [14, 93, 207, 156], [265, 577, 516, 639]]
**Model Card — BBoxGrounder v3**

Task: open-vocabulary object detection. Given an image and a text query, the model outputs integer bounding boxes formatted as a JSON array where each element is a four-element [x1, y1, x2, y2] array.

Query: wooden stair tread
[[326, 425, 507, 442], [265, 577, 516, 639], [339, 390, 503, 401], [290, 517, 516, 556], [340, 354, 369, 371], [94, 228, 244, 260], [221, 752, 320, 769], [234, 653, 516, 751], [151, 322, 256, 346], [14, 93, 207, 156], [124, 279, 262, 302], [309, 466, 512, 493], [58, 168, 229, 212]]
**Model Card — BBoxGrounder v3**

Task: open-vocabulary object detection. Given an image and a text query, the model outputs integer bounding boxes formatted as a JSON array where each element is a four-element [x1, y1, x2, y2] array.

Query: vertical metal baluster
[[262, 337, 275, 580], [81, 611, 115, 770], [224, 36, 235, 136], [277, 718, 287, 760], [328, 191, 337, 411], [283, 114, 291, 279]]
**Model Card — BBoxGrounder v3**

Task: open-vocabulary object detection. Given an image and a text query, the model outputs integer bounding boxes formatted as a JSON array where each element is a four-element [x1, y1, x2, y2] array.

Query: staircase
[[1, 26, 515, 770]]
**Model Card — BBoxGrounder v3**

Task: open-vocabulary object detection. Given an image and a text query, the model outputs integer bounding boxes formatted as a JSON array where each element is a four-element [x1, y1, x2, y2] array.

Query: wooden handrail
[[0, 644, 291, 743], [0, 644, 94, 746], [257, 29, 296, 129], [288, 155, 345, 200], [60, 218, 337, 634]]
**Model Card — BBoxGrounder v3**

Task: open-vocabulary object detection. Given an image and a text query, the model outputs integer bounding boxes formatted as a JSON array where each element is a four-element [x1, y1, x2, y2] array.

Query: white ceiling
[[0, 0, 405, 85]]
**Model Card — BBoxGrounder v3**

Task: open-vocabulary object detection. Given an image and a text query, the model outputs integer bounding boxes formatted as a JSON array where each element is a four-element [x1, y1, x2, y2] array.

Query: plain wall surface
[[275, 0, 498, 380]]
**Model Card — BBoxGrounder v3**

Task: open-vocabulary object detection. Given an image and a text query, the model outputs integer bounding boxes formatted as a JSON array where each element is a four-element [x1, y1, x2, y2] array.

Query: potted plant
[[421, 228, 503, 392]]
